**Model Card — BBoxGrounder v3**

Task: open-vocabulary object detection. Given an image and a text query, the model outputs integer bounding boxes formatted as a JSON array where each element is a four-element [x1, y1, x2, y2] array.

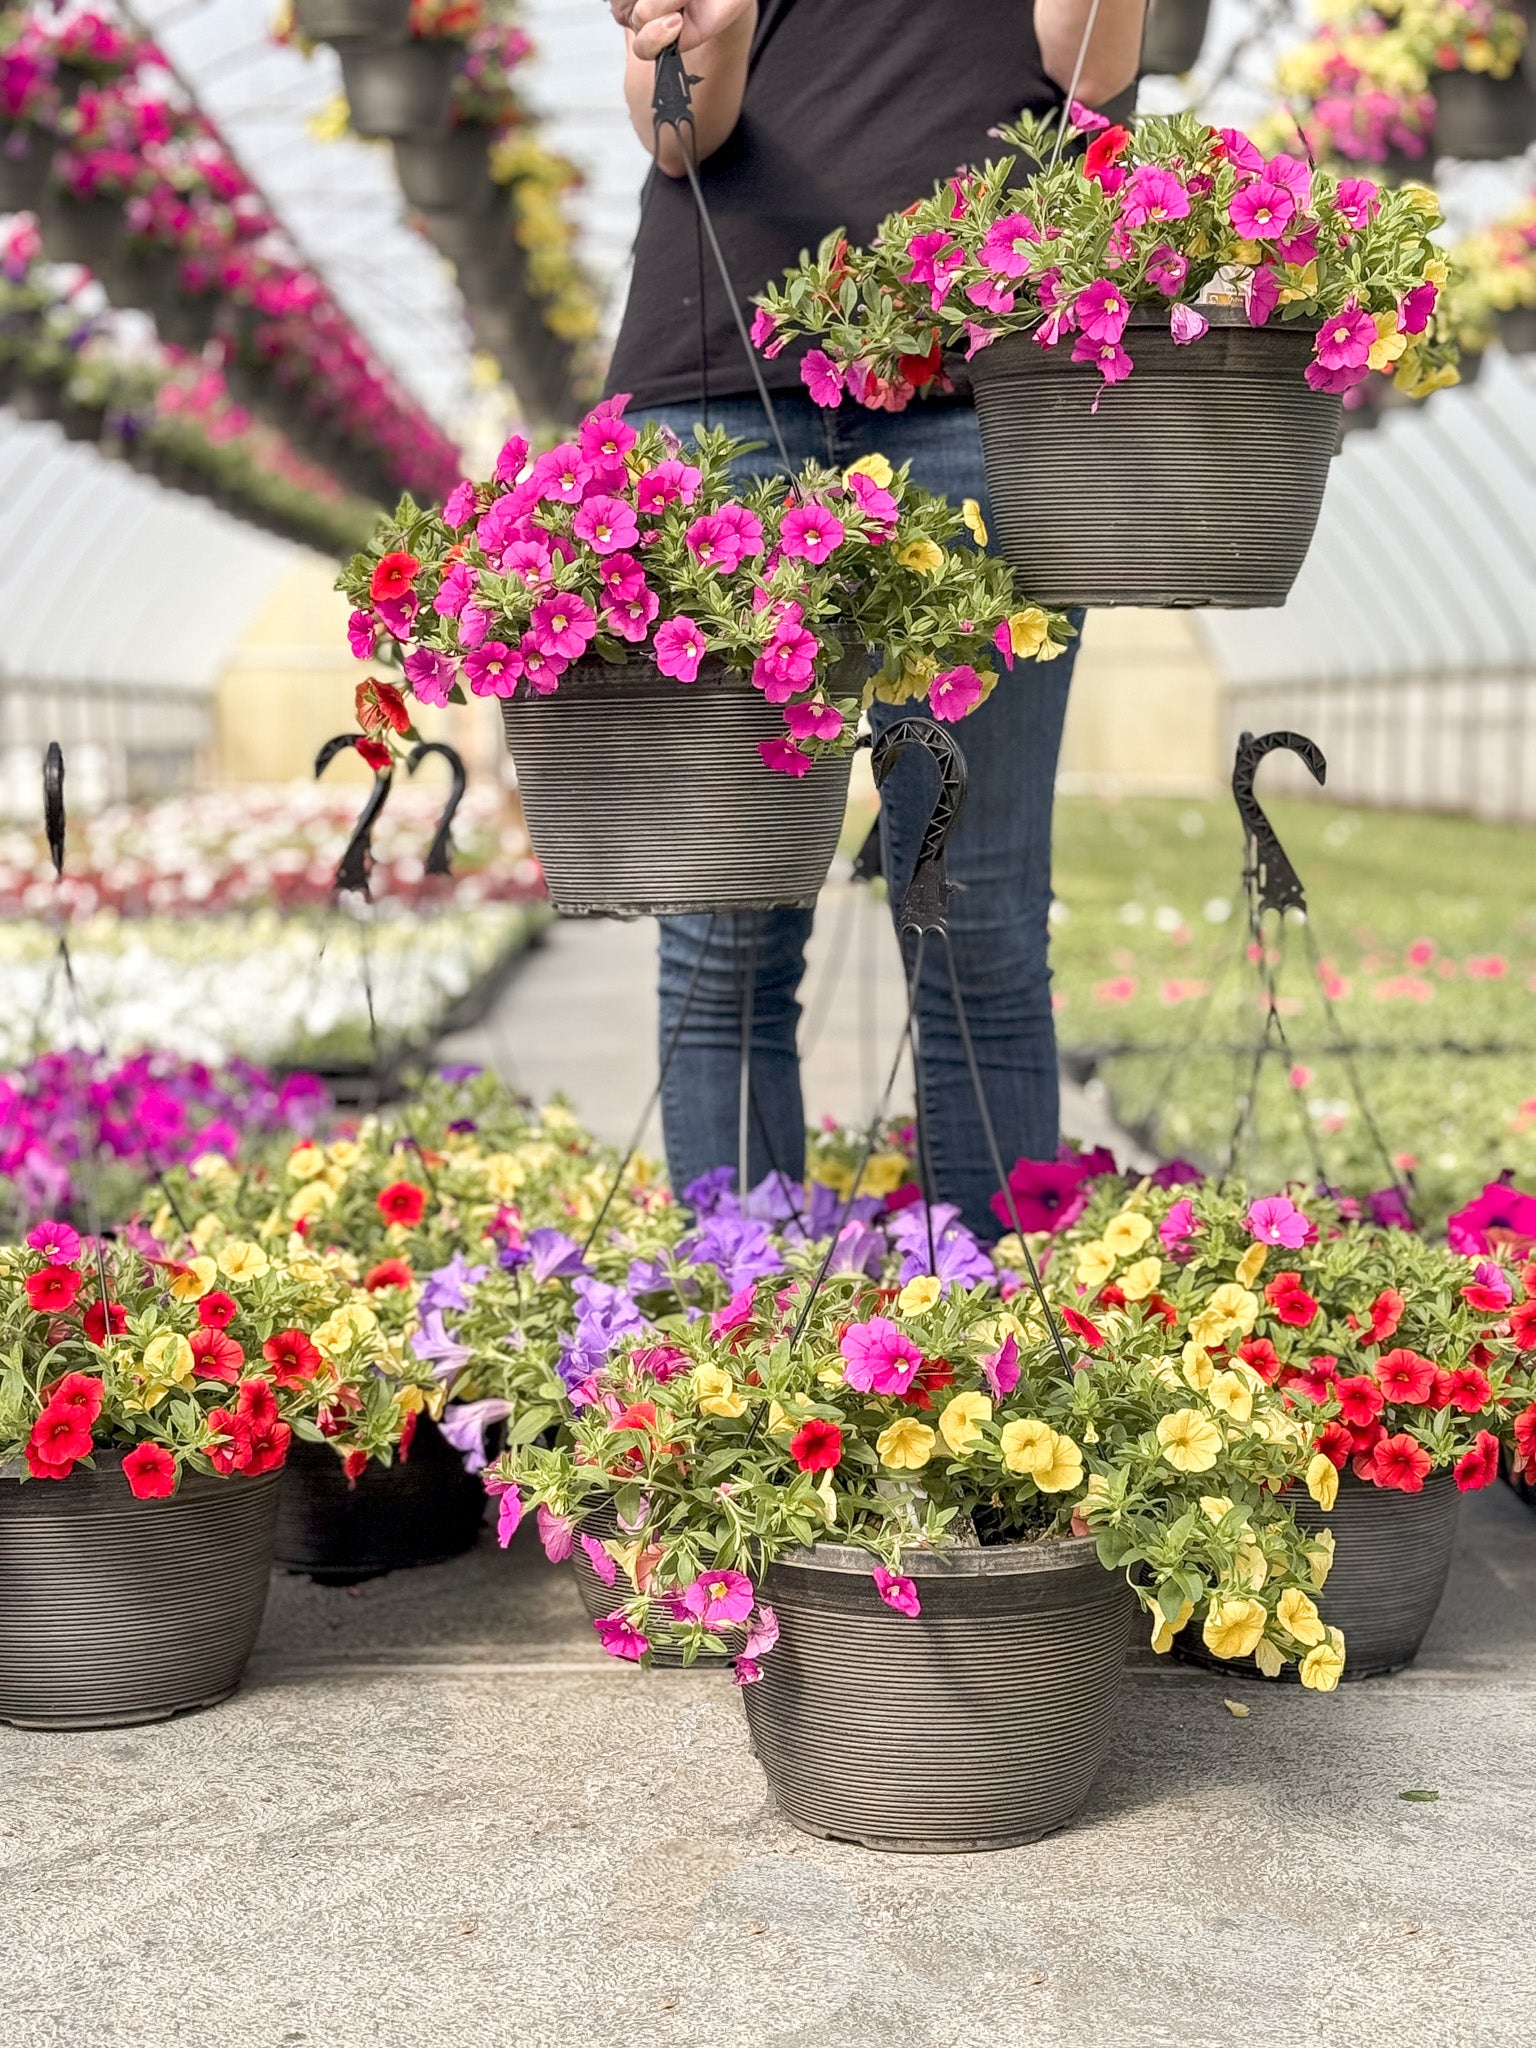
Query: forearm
[[623, 6, 757, 175], [1034, 0, 1145, 108]]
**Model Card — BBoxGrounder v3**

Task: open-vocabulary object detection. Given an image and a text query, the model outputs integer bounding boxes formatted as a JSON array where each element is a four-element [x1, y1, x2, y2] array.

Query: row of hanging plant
[[281, 0, 601, 425], [1442, 189, 1536, 357], [0, 2, 459, 508]]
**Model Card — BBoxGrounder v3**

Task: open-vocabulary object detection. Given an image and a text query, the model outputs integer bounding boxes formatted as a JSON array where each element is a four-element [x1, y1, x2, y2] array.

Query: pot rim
[[771, 1531, 1103, 1577], [0, 1449, 275, 1492], [970, 302, 1321, 374]]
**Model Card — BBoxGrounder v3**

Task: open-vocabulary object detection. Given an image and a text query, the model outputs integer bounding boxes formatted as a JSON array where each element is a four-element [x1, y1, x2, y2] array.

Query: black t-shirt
[[605, 0, 1063, 408]]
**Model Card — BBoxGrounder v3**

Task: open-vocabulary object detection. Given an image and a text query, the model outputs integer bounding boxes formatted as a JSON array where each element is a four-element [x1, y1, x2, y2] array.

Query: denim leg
[[657, 908, 814, 1194]]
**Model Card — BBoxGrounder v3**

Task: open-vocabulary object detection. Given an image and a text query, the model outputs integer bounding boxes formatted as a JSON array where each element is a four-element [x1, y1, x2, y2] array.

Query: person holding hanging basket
[[607, 0, 1146, 1237]]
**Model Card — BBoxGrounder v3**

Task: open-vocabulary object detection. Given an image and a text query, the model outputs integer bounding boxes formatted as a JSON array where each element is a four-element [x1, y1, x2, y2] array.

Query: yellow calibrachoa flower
[[395, 1385, 427, 1418], [481, 1153, 527, 1201], [1199, 1495, 1235, 1524], [960, 497, 988, 545], [999, 1418, 1083, 1491], [694, 1364, 747, 1418], [1202, 1596, 1267, 1660], [136, 1330, 196, 1404], [859, 1151, 910, 1197], [167, 1254, 218, 1301], [844, 451, 893, 488], [286, 1181, 336, 1223], [1299, 1635, 1346, 1691], [287, 1142, 326, 1181], [1304, 1529, 1336, 1589], [1003, 606, 1058, 660], [1120, 1255, 1162, 1302], [1254, 1637, 1285, 1679], [1234, 1241, 1267, 1288], [1367, 310, 1407, 372], [1156, 1408, 1224, 1473], [897, 1274, 942, 1318], [326, 1139, 363, 1172], [1075, 1240, 1115, 1288], [766, 1400, 795, 1436], [1306, 1452, 1340, 1511], [1150, 1594, 1194, 1654], [1276, 1587, 1327, 1647], [896, 537, 945, 575], [1235, 1538, 1269, 1591], [190, 1213, 222, 1251], [968, 1311, 1025, 1354], [1207, 1371, 1254, 1426], [1181, 1343, 1215, 1390], [812, 1469, 838, 1525], [1102, 1211, 1152, 1258], [877, 1417, 936, 1471], [218, 1240, 269, 1284], [1189, 1282, 1259, 1349], [938, 1391, 992, 1456]]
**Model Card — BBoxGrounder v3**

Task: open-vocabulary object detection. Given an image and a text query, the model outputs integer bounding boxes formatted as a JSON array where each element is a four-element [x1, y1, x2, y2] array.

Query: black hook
[[651, 38, 700, 138], [406, 739, 466, 878], [315, 733, 393, 899], [870, 718, 969, 935], [1232, 729, 1327, 917], [42, 741, 65, 879]]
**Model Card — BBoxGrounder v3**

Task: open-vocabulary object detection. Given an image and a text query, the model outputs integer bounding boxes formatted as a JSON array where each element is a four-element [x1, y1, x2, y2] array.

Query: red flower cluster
[[205, 1378, 291, 1479], [262, 1329, 323, 1390], [1265, 1271, 1318, 1327], [25, 1371, 104, 1481], [790, 1417, 842, 1472], [377, 1181, 428, 1228]]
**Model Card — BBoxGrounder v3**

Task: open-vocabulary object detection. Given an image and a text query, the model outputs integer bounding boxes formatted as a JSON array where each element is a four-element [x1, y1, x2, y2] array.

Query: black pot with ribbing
[[1178, 1467, 1460, 1682], [294, 0, 410, 40], [393, 127, 494, 210], [7, 368, 60, 421], [0, 136, 51, 213], [274, 1418, 485, 1585], [337, 39, 460, 140], [0, 1457, 281, 1729], [36, 190, 121, 270], [1140, 0, 1210, 75], [501, 652, 855, 917], [1501, 306, 1536, 356], [968, 308, 1339, 608], [1433, 70, 1536, 160], [741, 1537, 1136, 1853]]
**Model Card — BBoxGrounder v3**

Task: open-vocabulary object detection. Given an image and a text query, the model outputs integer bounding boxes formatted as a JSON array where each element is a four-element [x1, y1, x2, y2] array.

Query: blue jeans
[[644, 392, 1081, 1238]]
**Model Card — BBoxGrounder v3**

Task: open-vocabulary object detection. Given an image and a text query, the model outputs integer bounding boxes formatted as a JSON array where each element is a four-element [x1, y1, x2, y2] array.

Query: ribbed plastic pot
[[1433, 70, 1536, 160], [1178, 1468, 1460, 1682], [1140, 0, 1211, 75], [417, 202, 503, 271], [741, 1537, 1136, 1852], [273, 1419, 485, 1585], [1501, 306, 1536, 355], [501, 653, 855, 917], [968, 309, 1339, 608], [393, 128, 493, 210], [294, 0, 410, 41], [59, 399, 105, 444], [568, 1501, 702, 1671], [0, 140, 50, 213], [336, 39, 460, 140], [149, 285, 218, 353], [0, 1457, 281, 1729], [36, 191, 121, 269]]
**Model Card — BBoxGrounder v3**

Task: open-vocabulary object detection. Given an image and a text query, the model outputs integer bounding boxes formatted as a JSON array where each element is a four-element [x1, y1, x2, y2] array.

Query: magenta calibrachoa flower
[[339, 404, 1073, 776]]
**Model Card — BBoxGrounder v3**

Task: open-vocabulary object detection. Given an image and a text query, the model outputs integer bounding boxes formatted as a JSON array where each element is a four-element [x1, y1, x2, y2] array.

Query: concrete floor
[[2, 1485, 1534, 2047]]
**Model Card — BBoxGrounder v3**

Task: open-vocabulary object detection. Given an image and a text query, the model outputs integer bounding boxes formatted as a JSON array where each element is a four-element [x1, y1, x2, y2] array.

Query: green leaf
[[1399, 1789, 1439, 1803]]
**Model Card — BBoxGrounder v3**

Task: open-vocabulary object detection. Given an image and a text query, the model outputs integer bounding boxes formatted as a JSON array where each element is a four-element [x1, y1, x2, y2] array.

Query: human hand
[[609, 0, 756, 62]]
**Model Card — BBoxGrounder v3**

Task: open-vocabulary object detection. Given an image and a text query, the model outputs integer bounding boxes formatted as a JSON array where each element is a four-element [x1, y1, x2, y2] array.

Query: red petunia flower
[[1468, 1340, 1496, 1370], [342, 1448, 369, 1485], [613, 1401, 658, 1434], [236, 1417, 292, 1477], [1097, 1284, 1127, 1310], [236, 1377, 280, 1432], [1143, 1291, 1180, 1329], [25, 1264, 83, 1313], [1453, 1430, 1500, 1492], [1333, 1373, 1386, 1427], [1265, 1271, 1318, 1327], [356, 736, 392, 774], [1358, 1287, 1404, 1346], [1513, 1402, 1536, 1477], [1084, 124, 1132, 180], [364, 1258, 415, 1291], [905, 1357, 956, 1409], [1510, 1299, 1536, 1351], [1462, 1281, 1511, 1314], [369, 550, 420, 605], [790, 1417, 843, 1473], [397, 1410, 418, 1463], [122, 1442, 178, 1500], [1314, 1419, 1355, 1469], [376, 1180, 427, 1228], [1062, 1306, 1105, 1350], [82, 1298, 128, 1345], [198, 1291, 239, 1330], [355, 677, 412, 737], [1237, 1336, 1283, 1383], [25, 1403, 93, 1479], [263, 1329, 322, 1388], [204, 1407, 242, 1476], [44, 1371, 105, 1426], [1441, 1365, 1490, 1413], [1368, 1431, 1433, 1493], [190, 1328, 244, 1383], [1374, 1347, 1437, 1404]]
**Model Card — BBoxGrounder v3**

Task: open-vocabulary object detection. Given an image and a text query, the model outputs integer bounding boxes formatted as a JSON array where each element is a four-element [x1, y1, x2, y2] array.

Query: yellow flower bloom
[[1208, 1371, 1254, 1426], [1253, 1636, 1285, 1679], [968, 1311, 1024, 1354], [938, 1391, 992, 1456], [844, 452, 893, 488], [1304, 1529, 1336, 1590], [1075, 1240, 1115, 1288], [541, 1103, 579, 1132], [1298, 1635, 1346, 1691], [1306, 1452, 1339, 1512], [1235, 1539, 1269, 1591], [481, 1153, 527, 1202], [217, 1240, 269, 1284], [812, 1469, 838, 1525], [1209, 1282, 1259, 1331], [859, 1151, 910, 1197], [286, 1141, 326, 1181], [1235, 1241, 1267, 1288], [1201, 1596, 1268, 1660], [135, 1331, 196, 1404], [326, 1139, 363, 1171], [1394, 352, 1459, 398], [999, 1417, 1083, 1491], [1367, 316, 1407, 373], [1150, 1594, 1193, 1654], [1181, 1344, 1215, 1391], [767, 1400, 795, 1436], [1424, 257, 1448, 286], [1005, 607, 1054, 660], [1121, 1255, 1162, 1303], [1156, 1408, 1224, 1473], [896, 537, 945, 576], [991, 1234, 1026, 1271], [1102, 1211, 1152, 1258], [1276, 1586, 1327, 1647], [190, 1215, 222, 1252], [395, 1385, 426, 1417], [694, 1364, 747, 1418], [897, 1274, 942, 1318], [877, 1417, 937, 1471], [1199, 1495, 1235, 1525], [960, 497, 988, 546], [167, 1255, 218, 1302], [285, 1181, 336, 1223], [188, 1153, 237, 1192]]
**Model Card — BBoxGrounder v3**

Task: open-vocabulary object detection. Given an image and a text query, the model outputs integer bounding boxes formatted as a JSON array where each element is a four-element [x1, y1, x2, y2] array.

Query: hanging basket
[[0, 1457, 281, 1729], [336, 39, 460, 141], [1178, 1467, 1460, 1682], [58, 397, 105, 443], [1140, 0, 1211, 75], [1433, 69, 1536, 159], [393, 126, 493, 210], [568, 1501, 704, 1670], [7, 368, 60, 421], [741, 1538, 1135, 1852], [1501, 305, 1536, 355], [36, 189, 122, 270], [0, 137, 51, 213], [273, 1419, 486, 1585], [417, 201, 503, 270], [501, 652, 855, 917], [293, 0, 410, 40], [969, 309, 1339, 608]]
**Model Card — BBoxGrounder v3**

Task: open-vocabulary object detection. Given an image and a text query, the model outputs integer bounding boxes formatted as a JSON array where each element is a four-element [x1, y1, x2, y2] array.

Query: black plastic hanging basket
[[740, 1538, 1136, 1852], [1500, 305, 1536, 355], [393, 127, 494, 210], [273, 1420, 486, 1585], [0, 1457, 281, 1729], [968, 308, 1340, 608], [1140, 0, 1211, 75], [336, 39, 460, 140], [1432, 69, 1536, 159], [0, 137, 51, 213], [1178, 1468, 1460, 1682], [36, 189, 121, 270], [294, 0, 410, 40], [501, 653, 855, 917]]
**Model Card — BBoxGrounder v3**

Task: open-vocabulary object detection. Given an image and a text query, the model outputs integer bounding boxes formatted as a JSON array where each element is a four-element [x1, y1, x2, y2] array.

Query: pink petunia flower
[[580, 1533, 617, 1585], [686, 505, 764, 574], [494, 433, 530, 485], [872, 1567, 921, 1618], [1265, 153, 1313, 212], [782, 698, 843, 743], [517, 637, 567, 695], [442, 479, 476, 528], [593, 1612, 649, 1661], [978, 210, 1040, 277], [27, 1219, 81, 1261], [1160, 1197, 1200, 1252], [1120, 165, 1191, 230], [1228, 179, 1295, 241], [346, 610, 375, 661], [1246, 1194, 1310, 1248], [1071, 334, 1134, 384], [845, 469, 899, 536], [1214, 128, 1266, 174], [572, 494, 639, 556], [1245, 265, 1281, 327], [928, 665, 985, 722], [905, 228, 965, 308], [751, 622, 819, 702], [681, 1567, 756, 1629], [578, 403, 636, 485], [1398, 280, 1437, 335], [599, 552, 648, 604], [653, 615, 708, 681], [457, 602, 491, 650], [759, 736, 813, 777], [801, 348, 845, 408], [710, 1284, 757, 1338], [749, 305, 780, 354], [403, 647, 457, 707], [529, 591, 598, 661], [604, 586, 661, 643], [1169, 304, 1208, 345], [779, 504, 845, 563], [433, 562, 478, 617], [1074, 277, 1131, 343], [1334, 177, 1381, 232], [840, 1316, 924, 1395], [502, 539, 555, 591], [537, 1505, 574, 1562], [495, 1485, 523, 1548], [530, 441, 591, 505], [636, 460, 702, 513], [1145, 243, 1189, 296], [982, 1332, 1020, 1400], [462, 642, 521, 698]]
